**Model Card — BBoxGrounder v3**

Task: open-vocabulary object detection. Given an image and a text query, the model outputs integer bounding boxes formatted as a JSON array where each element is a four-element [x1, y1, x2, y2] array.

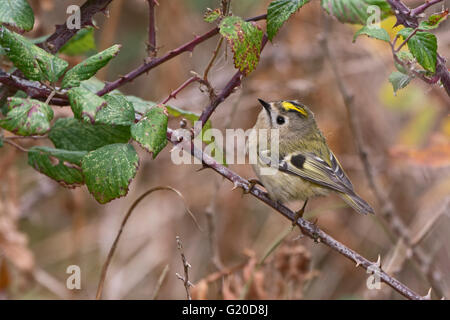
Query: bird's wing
[[259, 150, 354, 194]]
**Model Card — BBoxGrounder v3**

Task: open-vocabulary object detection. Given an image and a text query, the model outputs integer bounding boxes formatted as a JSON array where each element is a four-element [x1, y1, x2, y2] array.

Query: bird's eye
[[276, 116, 285, 125]]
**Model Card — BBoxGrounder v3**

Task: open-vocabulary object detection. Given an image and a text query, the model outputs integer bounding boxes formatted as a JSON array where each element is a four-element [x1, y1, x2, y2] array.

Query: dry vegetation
[[0, 0, 449, 300]]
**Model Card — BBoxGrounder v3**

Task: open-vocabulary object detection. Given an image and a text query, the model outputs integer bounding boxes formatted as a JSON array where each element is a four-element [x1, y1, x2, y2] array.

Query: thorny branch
[[0, 14, 267, 106], [39, 0, 114, 53], [0, 70, 67, 104], [0, 0, 116, 105], [410, 0, 444, 17], [161, 75, 203, 105], [96, 14, 267, 97]]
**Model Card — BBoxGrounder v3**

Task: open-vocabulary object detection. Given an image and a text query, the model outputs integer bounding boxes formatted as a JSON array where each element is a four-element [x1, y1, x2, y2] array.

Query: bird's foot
[[292, 199, 308, 227], [243, 179, 264, 194]]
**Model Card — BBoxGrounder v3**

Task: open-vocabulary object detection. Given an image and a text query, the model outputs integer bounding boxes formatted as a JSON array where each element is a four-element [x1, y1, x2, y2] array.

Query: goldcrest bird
[[248, 99, 374, 219]]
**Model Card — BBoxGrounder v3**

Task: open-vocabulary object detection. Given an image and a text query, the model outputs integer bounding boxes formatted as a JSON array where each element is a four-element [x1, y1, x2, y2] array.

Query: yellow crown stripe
[[281, 101, 308, 117]]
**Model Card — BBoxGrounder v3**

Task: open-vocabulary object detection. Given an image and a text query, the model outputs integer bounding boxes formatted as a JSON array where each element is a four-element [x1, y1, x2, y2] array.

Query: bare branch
[[3, 139, 28, 152], [161, 76, 201, 105], [176, 236, 193, 300], [147, 0, 158, 57], [151, 264, 169, 300], [203, 37, 224, 83], [411, 0, 444, 16]]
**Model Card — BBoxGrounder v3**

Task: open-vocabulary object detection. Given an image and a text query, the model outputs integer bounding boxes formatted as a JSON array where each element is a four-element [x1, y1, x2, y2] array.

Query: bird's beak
[[258, 99, 271, 115]]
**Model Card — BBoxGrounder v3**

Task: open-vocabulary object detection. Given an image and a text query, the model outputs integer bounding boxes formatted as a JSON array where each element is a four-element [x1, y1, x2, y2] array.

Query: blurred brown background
[[0, 0, 449, 299]]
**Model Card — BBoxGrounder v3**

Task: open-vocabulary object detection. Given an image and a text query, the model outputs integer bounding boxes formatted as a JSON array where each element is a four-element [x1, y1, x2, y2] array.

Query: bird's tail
[[339, 191, 374, 215]]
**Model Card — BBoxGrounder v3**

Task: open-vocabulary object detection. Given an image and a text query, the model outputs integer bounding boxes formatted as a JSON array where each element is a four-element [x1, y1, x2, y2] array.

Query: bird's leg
[[292, 199, 308, 226], [243, 179, 264, 194]]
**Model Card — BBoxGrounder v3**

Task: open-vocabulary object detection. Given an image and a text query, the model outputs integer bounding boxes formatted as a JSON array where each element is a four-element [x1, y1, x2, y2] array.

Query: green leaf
[[68, 87, 107, 123], [204, 8, 222, 23], [49, 118, 131, 151], [267, 0, 310, 41], [82, 143, 139, 204], [353, 25, 390, 42], [0, 90, 27, 115], [0, 27, 68, 82], [0, 97, 53, 136], [61, 44, 121, 89], [131, 107, 168, 158], [95, 93, 135, 126], [388, 71, 411, 94], [166, 105, 207, 126], [80, 77, 108, 92], [0, 0, 34, 31], [321, 0, 391, 24], [219, 15, 263, 75], [125, 95, 156, 114], [398, 28, 437, 73], [394, 51, 414, 74], [418, 10, 448, 30], [59, 27, 96, 56], [28, 146, 87, 188]]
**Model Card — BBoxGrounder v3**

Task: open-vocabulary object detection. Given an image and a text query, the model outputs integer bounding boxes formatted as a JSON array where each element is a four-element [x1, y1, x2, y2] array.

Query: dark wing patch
[[291, 154, 306, 169], [274, 152, 355, 194]]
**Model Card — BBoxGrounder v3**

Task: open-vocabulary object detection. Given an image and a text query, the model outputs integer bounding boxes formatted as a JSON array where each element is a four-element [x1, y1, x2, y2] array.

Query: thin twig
[[203, 37, 224, 83], [95, 186, 199, 300], [161, 76, 201, 105], [203, 0, 231, 83], [151, 264, 169, 300], [4, 139, 28, 152], [175, 236, 193, 300], [147, 0, 158, 57], [394, 28, 419, 52], [45, 90, 56, 105]]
